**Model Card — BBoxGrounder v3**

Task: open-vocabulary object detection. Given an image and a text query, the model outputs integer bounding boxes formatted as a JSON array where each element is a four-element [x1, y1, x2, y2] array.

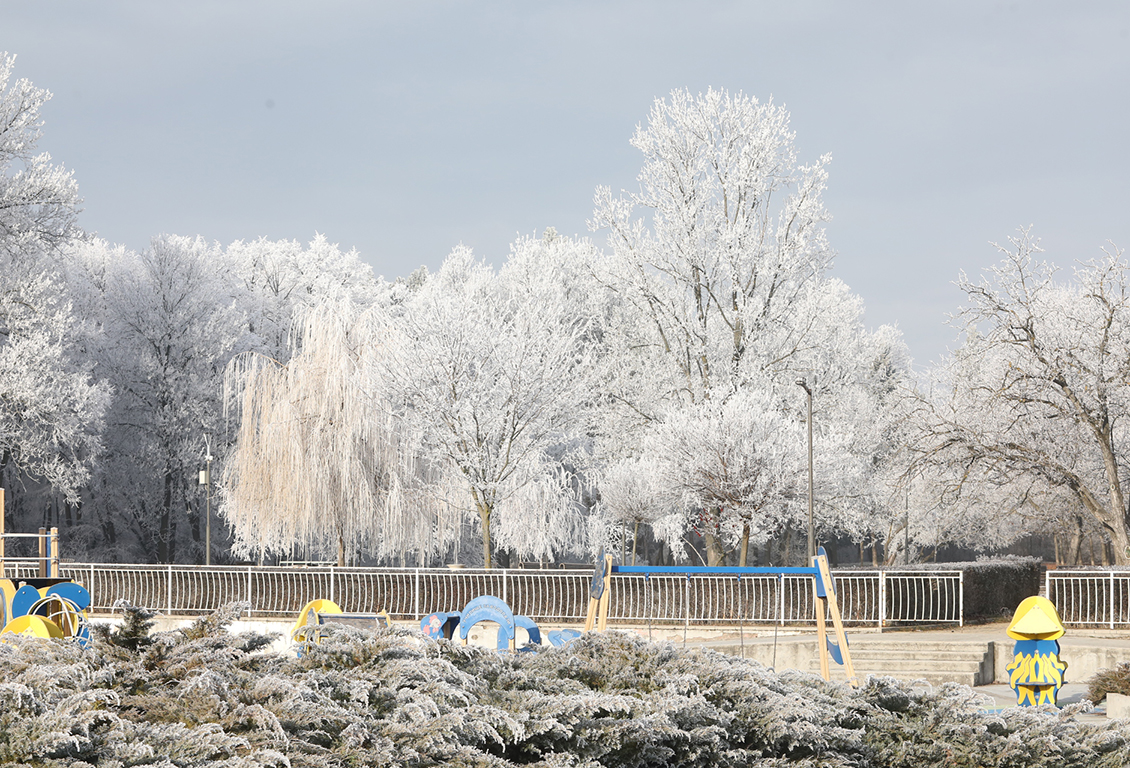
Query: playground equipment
[[611, 546, 858, 687], [289, 598, 394, 652], [421, 596, 551, 650], [1, 577, 93, 646], [421, 610, 462, 640], [0, 502, 62, 579], [1005, 595, 1068, 706], [1, 513, 92, 646], [584, 551, 613, 632]]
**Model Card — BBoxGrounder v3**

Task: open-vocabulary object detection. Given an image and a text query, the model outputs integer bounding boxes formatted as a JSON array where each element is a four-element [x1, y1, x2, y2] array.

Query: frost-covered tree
[[590, 87, 833, 410], [0, 52, 107, 522], [390, 236, 603, 567], [597, 455, 677, 565], [222, 300, 454, 566], [649, 387, 804, 566], [60, 236, 250, 562], [911, 230, 1130, 564], [0, 53, 81, 261], [588, 88, 909, 564], [228, 234, 381, 360]]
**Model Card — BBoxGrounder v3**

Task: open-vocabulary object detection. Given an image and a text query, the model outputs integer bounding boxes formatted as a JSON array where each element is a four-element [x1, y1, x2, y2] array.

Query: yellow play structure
[[1, 489, 93, 645], [1005, 595, 1067, 706]]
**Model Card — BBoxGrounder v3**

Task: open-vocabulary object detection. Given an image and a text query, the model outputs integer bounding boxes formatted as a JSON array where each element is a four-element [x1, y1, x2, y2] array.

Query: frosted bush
[[1, 605, 1130, 766]]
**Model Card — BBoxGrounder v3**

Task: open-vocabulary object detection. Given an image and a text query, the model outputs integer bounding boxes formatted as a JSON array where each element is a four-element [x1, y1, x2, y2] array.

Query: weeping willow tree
[[221, 301, 457, 566]]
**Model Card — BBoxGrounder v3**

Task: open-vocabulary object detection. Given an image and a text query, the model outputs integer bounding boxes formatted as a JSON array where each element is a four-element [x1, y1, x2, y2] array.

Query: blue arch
[[514, 615, 541, 646], [458, 596, 516, 649]]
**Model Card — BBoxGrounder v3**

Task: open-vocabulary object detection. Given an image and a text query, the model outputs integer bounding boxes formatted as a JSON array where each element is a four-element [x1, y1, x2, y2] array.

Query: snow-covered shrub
[[1086, 662, 1130, 704], [1, 605, 1130, 766]]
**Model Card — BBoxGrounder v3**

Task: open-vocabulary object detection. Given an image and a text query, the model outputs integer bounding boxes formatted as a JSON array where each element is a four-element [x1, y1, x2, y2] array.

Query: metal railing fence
[[0, 563, 964, 628], [1046, 569, 1130, 628]]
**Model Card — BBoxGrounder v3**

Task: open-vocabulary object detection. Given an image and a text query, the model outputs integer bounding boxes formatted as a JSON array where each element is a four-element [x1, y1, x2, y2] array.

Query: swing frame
[[592, 548, 858, 686]]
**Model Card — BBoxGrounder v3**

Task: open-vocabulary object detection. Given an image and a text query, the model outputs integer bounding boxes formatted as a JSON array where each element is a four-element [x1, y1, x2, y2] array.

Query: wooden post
[[0, 488, 5, 578], [584, 594, 598, 632], [49, 527, 59, 577], [585, 553, 613, 632], [38, 527, 47, 577], [597, 554, 612, 631], [814, 552, 830, 681], [815, 552, 858, 688]]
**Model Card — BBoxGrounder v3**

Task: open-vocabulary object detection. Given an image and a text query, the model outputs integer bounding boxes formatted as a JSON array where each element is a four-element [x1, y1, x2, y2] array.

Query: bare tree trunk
[[704, 530, 726, 566], [632, 520, 639, 565], [158, 470, 177, 564], [479, 503, 493, 568], [701, 507, 727, 566], [1068, 515, 1084, 565], [739, 522, 750, 567]]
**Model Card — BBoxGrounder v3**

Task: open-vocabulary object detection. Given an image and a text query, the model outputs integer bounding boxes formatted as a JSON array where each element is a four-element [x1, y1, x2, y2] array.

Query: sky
[[2, 1, 1128, 369]]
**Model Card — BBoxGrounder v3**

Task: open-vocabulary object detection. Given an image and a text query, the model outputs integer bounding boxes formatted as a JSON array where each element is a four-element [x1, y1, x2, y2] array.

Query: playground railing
[[1, 563, 967, 628], [1045, 569, 1130, 628]]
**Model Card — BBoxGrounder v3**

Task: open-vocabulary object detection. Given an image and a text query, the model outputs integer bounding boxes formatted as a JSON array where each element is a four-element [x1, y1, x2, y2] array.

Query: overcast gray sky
[[3, 1, 1128, 368]]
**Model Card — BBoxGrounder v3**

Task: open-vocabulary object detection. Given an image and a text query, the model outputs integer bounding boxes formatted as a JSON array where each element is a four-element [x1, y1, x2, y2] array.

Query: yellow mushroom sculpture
[[1005, 596, 1067, 706]]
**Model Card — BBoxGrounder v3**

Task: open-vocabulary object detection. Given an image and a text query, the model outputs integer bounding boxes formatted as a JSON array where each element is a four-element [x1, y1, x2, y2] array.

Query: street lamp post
[[796, 379, 814, 562], [199, 434, 213, 567]]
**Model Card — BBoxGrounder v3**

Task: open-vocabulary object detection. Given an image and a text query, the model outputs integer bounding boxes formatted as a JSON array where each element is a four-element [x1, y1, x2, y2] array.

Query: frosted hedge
[[0, 605, 1129, 767]]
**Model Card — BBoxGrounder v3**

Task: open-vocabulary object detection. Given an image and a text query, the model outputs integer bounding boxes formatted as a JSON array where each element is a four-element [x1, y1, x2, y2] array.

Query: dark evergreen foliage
[[1086, 662, 1130, 704], [1, 605, 1128, 766]]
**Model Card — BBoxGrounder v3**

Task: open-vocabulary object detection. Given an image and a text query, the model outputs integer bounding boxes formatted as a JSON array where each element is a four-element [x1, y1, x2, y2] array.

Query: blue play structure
[[611, 546, 857, 686], [419, 596, 573, 651]]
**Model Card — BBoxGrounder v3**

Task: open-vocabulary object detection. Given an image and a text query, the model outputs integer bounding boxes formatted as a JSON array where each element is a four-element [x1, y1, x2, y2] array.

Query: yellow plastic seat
[[2, 614, 64, 639]]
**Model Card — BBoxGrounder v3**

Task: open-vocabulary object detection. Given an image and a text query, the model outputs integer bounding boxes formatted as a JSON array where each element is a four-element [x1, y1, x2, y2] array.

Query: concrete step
[[846, 648, 988, 661], [804, 640, 993, 685], [724, 637, 996, 686], [815, 666, 982, 687], [807, 657, 984, 674], [843, 640, 992, 653]]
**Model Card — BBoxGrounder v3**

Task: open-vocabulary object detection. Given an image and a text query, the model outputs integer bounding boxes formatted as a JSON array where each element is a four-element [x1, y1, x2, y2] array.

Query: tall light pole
[[795, 379, 814, 562], [199, 434, 213, 566]]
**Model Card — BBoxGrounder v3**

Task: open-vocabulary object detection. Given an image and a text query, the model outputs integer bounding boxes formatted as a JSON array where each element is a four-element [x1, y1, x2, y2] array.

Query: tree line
[[2, 52, 1126, 566]]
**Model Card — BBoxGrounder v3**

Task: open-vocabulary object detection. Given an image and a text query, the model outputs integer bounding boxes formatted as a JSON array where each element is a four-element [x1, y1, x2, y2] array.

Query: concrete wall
[[995, 639, 1130, 684]]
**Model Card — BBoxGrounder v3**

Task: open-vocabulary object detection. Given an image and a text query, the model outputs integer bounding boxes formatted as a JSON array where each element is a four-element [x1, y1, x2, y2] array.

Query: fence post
[[89, 563, 94, 596], [684, 576, 691, 636], [38, 527, 46, 577], [330, 566, 335, 606], [503, 569, 508, 605], [247, 567, 253, 618], [49, 527, 59, 577], [1112, 571, 1116, 630], [1044, 568, 1050, 601], [778, 574, 785, 625], [878, 571, 886, 629], [958, 571, 964, 628], [167, 564, 173, 615], [414, 568, 421, 620]]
